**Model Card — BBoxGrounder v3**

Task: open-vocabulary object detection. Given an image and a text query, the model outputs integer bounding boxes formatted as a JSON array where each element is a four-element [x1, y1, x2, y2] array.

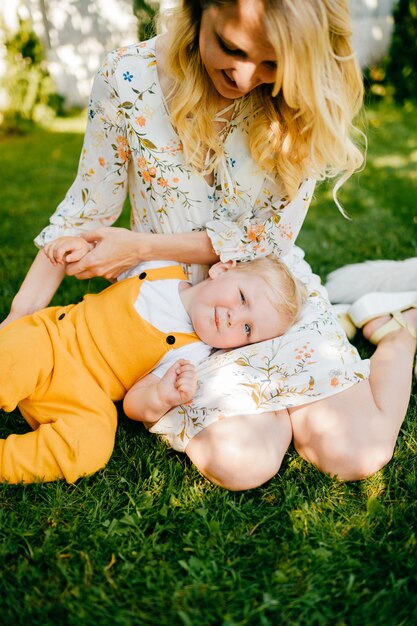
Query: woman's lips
[[222, 70, 239, 89]]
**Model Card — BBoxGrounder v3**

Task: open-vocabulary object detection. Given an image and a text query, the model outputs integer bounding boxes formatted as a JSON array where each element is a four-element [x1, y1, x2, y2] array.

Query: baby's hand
[[158, 359, 197, 407], [44, 236, 95, 266]]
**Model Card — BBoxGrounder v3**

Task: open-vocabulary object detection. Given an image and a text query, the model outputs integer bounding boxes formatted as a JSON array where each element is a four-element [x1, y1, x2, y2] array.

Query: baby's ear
[[208, 260, 237, 278]]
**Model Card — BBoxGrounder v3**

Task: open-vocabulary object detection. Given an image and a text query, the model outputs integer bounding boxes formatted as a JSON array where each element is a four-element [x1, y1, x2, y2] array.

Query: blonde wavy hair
[[160, 0, 365, 204]]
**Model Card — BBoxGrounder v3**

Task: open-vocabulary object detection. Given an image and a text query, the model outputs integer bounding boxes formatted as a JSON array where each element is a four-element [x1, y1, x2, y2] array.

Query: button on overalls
[[0, 266, 199, 483]]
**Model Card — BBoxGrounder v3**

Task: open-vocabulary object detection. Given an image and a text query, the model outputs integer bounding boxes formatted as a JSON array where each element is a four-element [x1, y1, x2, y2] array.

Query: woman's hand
[[65, 227, 150, 281], [64, 227, 219, 280]]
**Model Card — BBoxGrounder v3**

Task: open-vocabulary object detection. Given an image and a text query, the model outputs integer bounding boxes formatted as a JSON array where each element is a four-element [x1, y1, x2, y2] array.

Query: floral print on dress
[[150, 247, 370, 451], [35, 37, 313, 271], [34, 37, 370, 451]]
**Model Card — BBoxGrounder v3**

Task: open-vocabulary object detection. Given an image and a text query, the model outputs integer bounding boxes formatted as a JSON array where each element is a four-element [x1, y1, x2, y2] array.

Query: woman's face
[[199, 0, 277, 100]]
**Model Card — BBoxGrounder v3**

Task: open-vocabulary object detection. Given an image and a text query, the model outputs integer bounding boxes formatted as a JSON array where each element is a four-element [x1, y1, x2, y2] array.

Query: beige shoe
[[348, 291, 417, 345]]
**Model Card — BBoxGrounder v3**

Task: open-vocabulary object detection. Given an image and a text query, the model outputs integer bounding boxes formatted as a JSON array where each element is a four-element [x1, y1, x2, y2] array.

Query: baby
[[0, 236, 305, 484]]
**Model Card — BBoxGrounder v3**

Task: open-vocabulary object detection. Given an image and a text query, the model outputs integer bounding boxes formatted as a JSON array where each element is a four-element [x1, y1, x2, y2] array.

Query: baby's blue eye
[[245, 323, 251, 335]]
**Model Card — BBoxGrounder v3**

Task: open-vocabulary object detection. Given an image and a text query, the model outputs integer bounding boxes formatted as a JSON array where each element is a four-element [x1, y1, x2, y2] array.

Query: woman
[[2, 0, 416, 489]]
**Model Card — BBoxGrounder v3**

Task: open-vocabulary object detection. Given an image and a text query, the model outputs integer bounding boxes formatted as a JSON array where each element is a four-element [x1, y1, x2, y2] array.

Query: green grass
[[0, 101, 416, 626]]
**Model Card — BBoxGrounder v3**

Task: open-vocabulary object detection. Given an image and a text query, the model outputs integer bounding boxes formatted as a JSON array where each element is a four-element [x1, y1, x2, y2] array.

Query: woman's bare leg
[[186, 410, 292, 490], [289, 310, 417, 480]]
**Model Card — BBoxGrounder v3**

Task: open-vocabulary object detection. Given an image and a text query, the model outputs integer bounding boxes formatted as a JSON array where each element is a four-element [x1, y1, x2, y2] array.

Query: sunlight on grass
[[373, 153, 416, 168], [360, 471, 387, 500], [40, 111, 87, 134]]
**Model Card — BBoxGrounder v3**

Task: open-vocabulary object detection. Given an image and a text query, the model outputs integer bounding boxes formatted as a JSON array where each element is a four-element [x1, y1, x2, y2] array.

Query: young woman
[[2, 0, 416, 489]]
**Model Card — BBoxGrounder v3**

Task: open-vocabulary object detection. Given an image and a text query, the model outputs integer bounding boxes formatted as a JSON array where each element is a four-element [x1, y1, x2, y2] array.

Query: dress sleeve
[[34, 51, 131, 247], [206, 177, 316, 262]]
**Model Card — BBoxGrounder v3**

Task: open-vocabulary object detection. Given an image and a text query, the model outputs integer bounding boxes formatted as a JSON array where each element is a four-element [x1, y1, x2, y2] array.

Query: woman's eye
[[244, 323, 251, 335], [218, 36, 244, 57], [264, 60, 277, 71]]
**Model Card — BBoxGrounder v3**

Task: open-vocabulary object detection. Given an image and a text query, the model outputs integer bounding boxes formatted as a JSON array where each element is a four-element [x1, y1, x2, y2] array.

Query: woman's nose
[[231, 62, 259, 92]]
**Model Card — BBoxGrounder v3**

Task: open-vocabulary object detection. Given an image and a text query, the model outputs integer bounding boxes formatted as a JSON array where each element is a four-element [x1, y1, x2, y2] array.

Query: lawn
[[0, 101, 416, 626]]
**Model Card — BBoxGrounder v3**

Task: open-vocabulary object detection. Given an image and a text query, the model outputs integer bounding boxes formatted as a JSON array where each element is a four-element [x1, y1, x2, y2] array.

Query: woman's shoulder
[[102, 37, 158, 75], [111, 36, 157, 59]]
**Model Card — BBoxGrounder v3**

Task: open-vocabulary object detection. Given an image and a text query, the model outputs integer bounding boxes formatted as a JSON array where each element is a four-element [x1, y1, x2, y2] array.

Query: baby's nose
[[227, 308, 240, 326]]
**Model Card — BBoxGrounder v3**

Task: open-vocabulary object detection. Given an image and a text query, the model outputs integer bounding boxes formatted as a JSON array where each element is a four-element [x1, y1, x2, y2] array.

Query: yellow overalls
[[0, 266, 199, 484]]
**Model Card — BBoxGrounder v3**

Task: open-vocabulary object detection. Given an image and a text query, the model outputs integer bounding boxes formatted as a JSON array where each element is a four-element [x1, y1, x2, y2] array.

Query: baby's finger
[[176, 361, 196, 376], [173, 358, 192, 370], [177, 385, 196, 404], [64, 249, 84, 263], [176, 368, 197, 385], [57, 241, 80, 264], [43, 243, 58, 265], [176, 371, 198, 398], [68, 241, 95, 262]]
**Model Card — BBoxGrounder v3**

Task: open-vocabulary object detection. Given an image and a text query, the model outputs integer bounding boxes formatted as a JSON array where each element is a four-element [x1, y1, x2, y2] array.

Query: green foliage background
[[1, 19, 63, 134], [365, 0, 417, 103], [133, 0, 158, 40]]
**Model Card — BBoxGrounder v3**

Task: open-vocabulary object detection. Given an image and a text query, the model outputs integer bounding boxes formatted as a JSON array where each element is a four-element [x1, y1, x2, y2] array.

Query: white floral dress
[[35, 38, 370, 452]]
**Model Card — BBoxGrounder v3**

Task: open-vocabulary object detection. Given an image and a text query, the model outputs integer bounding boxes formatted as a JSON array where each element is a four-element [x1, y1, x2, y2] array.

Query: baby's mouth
[[215, 308, 219, 330]]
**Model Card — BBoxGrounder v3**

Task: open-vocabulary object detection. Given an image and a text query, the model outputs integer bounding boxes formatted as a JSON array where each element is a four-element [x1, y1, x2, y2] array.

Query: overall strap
[[137, 265, 200, 346], [137, 265, 188, 283]]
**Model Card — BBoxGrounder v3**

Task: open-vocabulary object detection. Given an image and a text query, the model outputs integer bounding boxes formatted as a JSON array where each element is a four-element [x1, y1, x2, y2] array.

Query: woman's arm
[[0, 250, 66, 328], [65, 228, 220, 280]]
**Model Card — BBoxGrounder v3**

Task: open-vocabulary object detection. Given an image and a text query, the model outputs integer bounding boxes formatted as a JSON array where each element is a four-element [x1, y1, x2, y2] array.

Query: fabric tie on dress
[[216, 154, 236, 199], [206, 98, 248, 202]]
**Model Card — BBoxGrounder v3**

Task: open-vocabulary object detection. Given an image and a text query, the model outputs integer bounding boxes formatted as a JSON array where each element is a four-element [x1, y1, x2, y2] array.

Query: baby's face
[[188, 269, 284, 349]]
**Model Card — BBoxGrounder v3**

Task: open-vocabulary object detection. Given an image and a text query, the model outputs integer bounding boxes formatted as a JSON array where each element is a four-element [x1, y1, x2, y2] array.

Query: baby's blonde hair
[[234, 255, 307, 334], [159, 0, 364, 206]]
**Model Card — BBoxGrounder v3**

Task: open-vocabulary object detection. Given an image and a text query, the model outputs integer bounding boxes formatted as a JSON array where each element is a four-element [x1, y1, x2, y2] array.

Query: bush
[[364, 0, 417, 103], [1, 18, 64, 135], [385, 0, 417, 102], [133, 0, 158, 40]]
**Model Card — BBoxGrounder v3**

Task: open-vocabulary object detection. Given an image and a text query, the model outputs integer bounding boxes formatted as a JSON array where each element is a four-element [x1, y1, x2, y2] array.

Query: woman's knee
[[197, 438, 283, 490], [186, 411, 292, 490], [290, 383, 397, 481], [294, 436, 394, 481]]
